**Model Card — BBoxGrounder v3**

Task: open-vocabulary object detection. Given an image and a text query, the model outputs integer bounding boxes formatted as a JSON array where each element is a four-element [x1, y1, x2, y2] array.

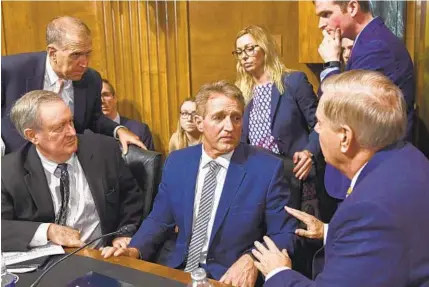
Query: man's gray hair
[[320, 70, 407, 150], [10, 90, 63, 139], [46, 16, 91, 47]]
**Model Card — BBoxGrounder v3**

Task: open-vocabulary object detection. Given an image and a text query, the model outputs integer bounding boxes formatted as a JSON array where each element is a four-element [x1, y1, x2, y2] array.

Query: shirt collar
[[200, 144, 234, 170], [113, 113, 121, 124], [36, 147, 76, 174], [350, 162, 368, 190], [45, 56, 71, 88]]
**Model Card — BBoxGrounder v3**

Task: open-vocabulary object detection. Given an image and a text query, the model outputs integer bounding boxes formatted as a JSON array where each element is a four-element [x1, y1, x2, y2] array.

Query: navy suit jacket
[[265, 142, 429, 287], [323, 17, 416, 201], [242, 72, 320, 158], [1, 51, 118, 153], [129, 143, 297, 280], [120, 116, 155, 151]]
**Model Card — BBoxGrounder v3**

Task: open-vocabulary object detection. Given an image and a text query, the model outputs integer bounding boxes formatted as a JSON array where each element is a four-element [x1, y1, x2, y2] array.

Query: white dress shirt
[[266, 163, 368, 281], [192, 145, 234, 264], [29, 150, 102, 248], [44, 57, 74, 114]]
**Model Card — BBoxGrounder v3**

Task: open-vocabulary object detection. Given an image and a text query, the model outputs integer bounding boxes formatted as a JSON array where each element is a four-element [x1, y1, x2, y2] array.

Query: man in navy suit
[[100, 81, 297, 285], [315, 0, 416, 203], [1, 16, 145, 154], [252, 71, 429, 287], [101, 79, 155, 151]]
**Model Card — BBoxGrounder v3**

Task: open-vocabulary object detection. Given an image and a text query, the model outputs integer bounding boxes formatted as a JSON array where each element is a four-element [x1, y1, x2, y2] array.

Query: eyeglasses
[[180, 111, 196, 119], [232, 45, 259, 59]]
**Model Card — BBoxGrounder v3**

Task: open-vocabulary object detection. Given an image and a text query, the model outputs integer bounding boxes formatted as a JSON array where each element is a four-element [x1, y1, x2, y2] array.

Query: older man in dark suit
[[1, 90, 144, 251], [252, 71, 429, 287], [1, 16, 145, 154]]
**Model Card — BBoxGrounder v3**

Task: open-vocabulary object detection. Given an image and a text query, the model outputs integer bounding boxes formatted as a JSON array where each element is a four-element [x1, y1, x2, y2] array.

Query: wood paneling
[[188, 1, 320, 96], [406, 1, 429, 157], [1, 1, 190, 155], [298, 1, 323, 63]]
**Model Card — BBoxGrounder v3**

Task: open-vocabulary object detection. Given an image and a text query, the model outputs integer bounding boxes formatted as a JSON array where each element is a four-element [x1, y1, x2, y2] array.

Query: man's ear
[[24, 128, 38, 145], [339, 125, 353, 153], [46, 45, 57, 62], [194, 115, 204, 133], [348, 0, 359, 17]]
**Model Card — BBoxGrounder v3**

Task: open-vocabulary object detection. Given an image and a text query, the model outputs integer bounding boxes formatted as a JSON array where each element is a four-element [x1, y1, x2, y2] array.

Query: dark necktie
[[184, 160, 221, 272], [55, 163, 70, 225]]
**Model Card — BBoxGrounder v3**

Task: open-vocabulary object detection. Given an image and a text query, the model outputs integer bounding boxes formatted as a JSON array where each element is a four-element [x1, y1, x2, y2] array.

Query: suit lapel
[[75, 136, 106, 232], [72, 81, 87, 132], [183, 146, 202, 243], [270, 83, 281, 130], [23, 145, 55, 221], [208, 144, 246, 248]]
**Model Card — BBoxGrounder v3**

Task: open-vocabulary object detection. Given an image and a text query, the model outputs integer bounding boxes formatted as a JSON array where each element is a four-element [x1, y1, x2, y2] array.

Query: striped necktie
[[184, 160, 221, 272], [55, 163, 70, 225]]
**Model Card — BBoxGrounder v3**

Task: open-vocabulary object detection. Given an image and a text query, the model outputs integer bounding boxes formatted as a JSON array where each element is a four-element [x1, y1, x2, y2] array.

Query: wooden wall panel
[[188, 1, 320, 96], [1, 0, 190, 155], [298, 1, 323, 63], [406, 1, 429, 157]]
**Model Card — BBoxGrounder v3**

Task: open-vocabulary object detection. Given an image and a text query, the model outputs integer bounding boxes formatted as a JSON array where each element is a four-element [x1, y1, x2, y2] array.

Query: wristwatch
[[323, 61, 341, 69]]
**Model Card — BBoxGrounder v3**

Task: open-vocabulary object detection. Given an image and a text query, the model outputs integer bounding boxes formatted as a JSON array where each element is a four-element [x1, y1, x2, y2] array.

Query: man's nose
[[318, 18, 326, 30]]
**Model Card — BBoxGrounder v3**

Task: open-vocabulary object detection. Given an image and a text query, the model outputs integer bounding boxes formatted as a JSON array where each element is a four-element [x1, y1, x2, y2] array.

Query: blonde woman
[[234, 25, 322, 212], [169, 98, 202, 153]]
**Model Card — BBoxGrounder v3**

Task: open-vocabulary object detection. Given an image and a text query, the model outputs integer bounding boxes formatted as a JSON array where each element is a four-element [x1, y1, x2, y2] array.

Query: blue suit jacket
[[324, 17, 415, 200], [120, 116, 155, 151], [129, 143, 297, 280], [265, 142, 429, 287], [242, 72, 320, 158], [1, 52, 118, 153]]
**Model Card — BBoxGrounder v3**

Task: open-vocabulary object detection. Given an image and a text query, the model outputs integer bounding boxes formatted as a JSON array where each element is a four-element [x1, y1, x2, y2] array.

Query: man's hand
[[318, 28, 342, 62], [219, 254, 258, 287], [112, 237, 132, 249], [99, 246, 139, 259], [117, 127, 147, 154], [47, 224, 84, 247], [293, 150, 313, 180], [252, 236, 291, 277], [285, 206, 324, 240]]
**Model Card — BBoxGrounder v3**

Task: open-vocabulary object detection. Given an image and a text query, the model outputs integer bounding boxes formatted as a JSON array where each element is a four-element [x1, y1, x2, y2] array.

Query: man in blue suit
[[1, 16, 145, 154], [101, 81, 297, 286], [101, 79, 155, 151], [316, 0, 416, 204], [252, 70, 429, 287]]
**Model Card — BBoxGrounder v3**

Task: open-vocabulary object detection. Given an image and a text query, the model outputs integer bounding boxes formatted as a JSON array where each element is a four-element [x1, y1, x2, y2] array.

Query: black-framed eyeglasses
[[232, 45, 259, 59], [180, 111, 196, 119]]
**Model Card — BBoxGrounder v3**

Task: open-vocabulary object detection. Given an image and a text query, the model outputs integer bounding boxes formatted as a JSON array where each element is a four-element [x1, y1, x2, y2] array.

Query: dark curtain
[[370, 0, 406, 40]]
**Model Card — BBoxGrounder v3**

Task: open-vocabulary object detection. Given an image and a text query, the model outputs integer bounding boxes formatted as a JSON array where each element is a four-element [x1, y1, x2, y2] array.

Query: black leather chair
[[121, 145, 163, 220]]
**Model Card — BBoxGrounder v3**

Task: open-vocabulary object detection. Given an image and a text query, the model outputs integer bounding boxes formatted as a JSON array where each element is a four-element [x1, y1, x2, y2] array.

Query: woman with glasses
[[234, 25, 322, 214], [169, 97, 202, 153]]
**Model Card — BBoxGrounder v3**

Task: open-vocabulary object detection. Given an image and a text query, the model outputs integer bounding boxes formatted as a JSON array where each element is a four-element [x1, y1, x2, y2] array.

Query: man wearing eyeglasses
[[1, 16, 146, 154]]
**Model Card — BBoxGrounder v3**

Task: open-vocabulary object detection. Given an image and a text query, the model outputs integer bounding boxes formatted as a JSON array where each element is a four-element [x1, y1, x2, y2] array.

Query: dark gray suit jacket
[[1, 134, 144, 251], [1, 51, 119, 153]]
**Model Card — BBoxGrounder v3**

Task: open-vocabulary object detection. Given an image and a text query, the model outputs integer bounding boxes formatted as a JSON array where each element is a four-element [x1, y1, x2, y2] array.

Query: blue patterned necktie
[[55, 163, 70, 225], [184, 160, 221, 272]]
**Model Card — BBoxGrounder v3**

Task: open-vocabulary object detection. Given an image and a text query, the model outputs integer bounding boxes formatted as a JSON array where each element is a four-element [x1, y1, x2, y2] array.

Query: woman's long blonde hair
[[169, 97, 202, 153], [235, 25, 293, 102]]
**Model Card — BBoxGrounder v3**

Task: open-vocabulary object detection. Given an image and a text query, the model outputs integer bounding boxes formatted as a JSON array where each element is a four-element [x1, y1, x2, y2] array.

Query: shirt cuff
[[323, 223, 329, 246], [113, 125, 126, 139], [265, 267, 290, 281], [320, 67, 340, 82], [28, 223, 51, 248]]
